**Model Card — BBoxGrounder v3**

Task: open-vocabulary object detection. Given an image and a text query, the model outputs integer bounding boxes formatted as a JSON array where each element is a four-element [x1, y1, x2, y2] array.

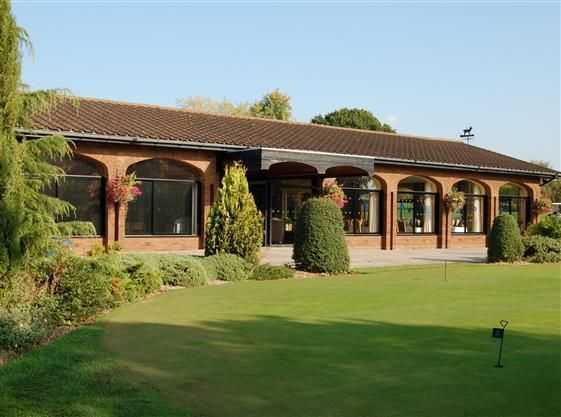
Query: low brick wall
[[395, 234, 439, 249], [449, 234, 487, 248], [69, 237, 104, 255], [345, 235, 383, 248], [121, 236, 201, 252]]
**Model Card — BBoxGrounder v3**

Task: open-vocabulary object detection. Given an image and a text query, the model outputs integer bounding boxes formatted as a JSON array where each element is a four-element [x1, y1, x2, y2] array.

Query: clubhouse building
[[20, 98, 558, 253]]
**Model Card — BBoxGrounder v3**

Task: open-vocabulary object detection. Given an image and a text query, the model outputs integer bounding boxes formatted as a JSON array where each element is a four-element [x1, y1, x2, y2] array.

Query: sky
[[13, 1, 561, 168]]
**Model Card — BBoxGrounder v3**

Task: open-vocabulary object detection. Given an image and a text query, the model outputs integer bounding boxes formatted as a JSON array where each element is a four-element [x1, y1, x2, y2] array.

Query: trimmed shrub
[[155, 255, 207, 287], [293, 197, 350, 273], [488, 214, 524, 263], [526, 215, 561, 239], [120, 254, 162, 296], [208, 254, 253, 282], [55, 256, 115, 322], [522, 235, 561, 263], [205, 162, 263, 264], [250, 264, 294, 281], [56, 221, 97, 237], [0, 295, 61, 352], [200, 256, 218, 281]]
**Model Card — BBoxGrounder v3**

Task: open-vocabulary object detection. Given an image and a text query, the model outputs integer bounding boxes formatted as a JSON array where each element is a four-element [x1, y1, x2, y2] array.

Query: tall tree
[[177, 96, 250, 117], [249, 89, 292, 121], [531, 160, 561, 203], [311, 107, 395, 133], [0, 0, 72, 276]]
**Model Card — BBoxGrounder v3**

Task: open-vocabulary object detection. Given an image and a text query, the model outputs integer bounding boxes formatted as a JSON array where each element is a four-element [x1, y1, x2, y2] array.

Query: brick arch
[[450, 178, 491, 196], [125, 157, 204, 179], [72, 152, 109, 177], [397, 174, 443, 195], [498, 181, 533, 198]]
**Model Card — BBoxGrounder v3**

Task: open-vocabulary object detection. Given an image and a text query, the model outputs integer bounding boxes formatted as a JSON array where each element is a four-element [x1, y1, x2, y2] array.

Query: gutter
[[17, 128, 558, 179]]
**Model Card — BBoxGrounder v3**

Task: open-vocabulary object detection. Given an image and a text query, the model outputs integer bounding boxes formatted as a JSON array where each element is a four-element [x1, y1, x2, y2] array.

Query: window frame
[[499, 195, 530, 229], [341, 187, 383, 235], [125, 176, 199, 237], [451, 193, 488, 235], [396, 191, 439, 235], [49, 172, 106, 237]]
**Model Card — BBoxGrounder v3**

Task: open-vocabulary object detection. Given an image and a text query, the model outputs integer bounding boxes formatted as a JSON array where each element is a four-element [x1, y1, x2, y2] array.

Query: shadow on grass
[[0, 325, 190, 417], [102, 317, 560, 417]]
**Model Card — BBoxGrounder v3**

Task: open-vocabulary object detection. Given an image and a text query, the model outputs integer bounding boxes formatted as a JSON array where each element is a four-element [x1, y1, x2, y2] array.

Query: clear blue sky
[[14, 1, 560, 168]]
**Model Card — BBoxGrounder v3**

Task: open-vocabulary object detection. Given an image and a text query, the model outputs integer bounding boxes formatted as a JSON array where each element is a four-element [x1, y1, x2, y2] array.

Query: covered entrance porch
[[228, 147, 376, 246]]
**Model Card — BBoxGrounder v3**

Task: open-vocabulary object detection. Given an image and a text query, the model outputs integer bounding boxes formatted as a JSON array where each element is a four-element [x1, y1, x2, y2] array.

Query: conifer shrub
[[293, 197, 350, 273], [205, 162, 263, 264], [487, 214, 524, 263], [208, 254, 253, 282]]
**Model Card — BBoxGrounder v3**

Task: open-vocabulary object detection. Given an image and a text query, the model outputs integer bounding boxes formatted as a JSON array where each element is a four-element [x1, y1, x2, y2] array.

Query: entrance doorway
[[249, 178, 314, 245], [271, 186, 312, 244]]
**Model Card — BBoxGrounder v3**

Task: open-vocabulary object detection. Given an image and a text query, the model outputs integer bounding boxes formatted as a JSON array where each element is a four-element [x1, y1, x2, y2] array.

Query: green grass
[[1, 263, 560, 417]]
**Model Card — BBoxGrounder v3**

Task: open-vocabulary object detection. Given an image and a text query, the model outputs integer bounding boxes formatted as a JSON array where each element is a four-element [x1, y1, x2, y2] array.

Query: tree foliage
[[204, 162, 263, 264], [293, 197, 350, 273], [177, 96, 251, 117], [311, 107, 395, 133], [178, 89, 292, 121], [0, 0, 73, 276], [249, 89, 292, 121], [530, 160, 561, 203]]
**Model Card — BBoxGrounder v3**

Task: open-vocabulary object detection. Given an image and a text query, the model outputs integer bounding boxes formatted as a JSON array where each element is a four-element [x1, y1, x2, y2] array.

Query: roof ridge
[[74, 96, 462, 144]]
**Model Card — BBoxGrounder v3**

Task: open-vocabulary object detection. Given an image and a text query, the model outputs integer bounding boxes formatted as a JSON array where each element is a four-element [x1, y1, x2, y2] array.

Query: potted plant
[[444, 191, 465, 211], [322, 178, 347, 209], [532, 198, 552, 215], [106, 172, 142, 205]]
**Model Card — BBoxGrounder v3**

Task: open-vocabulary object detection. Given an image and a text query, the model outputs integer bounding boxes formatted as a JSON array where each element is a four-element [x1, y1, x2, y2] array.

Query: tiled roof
[[26, 97, 556, 176]]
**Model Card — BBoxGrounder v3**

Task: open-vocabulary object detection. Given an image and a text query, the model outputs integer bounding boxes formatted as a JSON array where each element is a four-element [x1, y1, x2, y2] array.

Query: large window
[[397, 176, 438, 234], [451, 180, 487, 234], [499, 183, 529, 230], [125, 159, 199, 236], [47, 157, 105, 235], [337, 177, 382, 234]]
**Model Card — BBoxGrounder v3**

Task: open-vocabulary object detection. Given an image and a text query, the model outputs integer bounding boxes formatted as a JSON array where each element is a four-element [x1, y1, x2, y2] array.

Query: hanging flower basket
[[532, 198, 552, 215], [322, 178, 347, 209], [106, 173, 142, 205], [444, 191, 465, 211]]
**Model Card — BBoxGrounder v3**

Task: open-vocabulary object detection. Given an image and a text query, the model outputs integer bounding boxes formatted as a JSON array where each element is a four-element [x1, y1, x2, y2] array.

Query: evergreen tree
[[0, 0, 73, 276], [205, 162, 263, 264]]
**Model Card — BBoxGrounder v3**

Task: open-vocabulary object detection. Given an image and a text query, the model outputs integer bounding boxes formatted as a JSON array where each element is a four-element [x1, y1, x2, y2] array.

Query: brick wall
[[67, 143, 542, 252]]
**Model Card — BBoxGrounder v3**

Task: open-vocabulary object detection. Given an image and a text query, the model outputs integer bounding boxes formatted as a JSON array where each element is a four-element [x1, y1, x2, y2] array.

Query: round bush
[[527, 215, 561, 239], [250, 264, 295, 281], [488, 214, 524, 263], [522, 235, 561, 263], [208, 254, 253, 282], [293, 197, 350, 273], [156, 255, 208, 287]]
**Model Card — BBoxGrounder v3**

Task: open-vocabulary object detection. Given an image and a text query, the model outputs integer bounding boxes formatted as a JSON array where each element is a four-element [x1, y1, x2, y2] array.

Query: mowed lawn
[[1, 263, 560, 417]]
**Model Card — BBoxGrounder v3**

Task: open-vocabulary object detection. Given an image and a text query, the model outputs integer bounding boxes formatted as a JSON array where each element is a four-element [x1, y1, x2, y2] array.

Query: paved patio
[[182, 247, 487, 268]]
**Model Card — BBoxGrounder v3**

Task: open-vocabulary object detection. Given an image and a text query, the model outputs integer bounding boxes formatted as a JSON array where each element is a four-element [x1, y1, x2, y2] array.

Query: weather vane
[[460, 126, 475, 144]]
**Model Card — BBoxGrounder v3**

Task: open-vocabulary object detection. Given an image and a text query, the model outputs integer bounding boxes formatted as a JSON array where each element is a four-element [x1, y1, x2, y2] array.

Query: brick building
[[19, 98, 559, 253]]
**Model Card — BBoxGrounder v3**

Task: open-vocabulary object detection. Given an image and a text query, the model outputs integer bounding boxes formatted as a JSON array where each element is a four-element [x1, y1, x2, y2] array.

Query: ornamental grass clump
[[293, 197, 350, 273], [205, 162, 263, 264], [488, 214, 524, 263]]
